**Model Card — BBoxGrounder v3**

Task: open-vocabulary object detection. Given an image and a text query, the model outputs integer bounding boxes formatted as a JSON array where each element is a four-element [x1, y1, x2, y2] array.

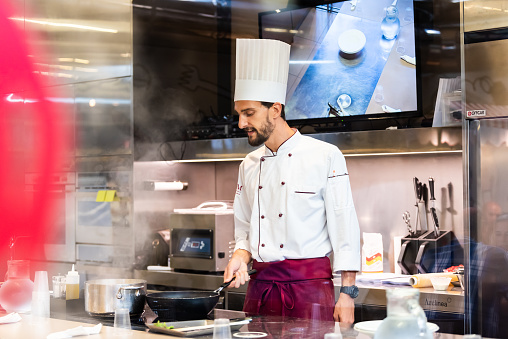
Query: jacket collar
[[264, 128, 300, 156]]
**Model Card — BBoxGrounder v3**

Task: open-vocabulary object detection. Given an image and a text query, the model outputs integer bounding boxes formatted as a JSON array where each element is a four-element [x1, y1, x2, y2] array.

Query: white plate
[[354, 320, 439, 335], [234, 332, 268, 338], [338, 29, 366, 54]]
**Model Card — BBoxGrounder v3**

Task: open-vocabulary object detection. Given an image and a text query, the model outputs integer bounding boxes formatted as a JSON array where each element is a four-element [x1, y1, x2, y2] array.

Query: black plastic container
[[397, 230, 432, 275], [415, 230, 453, 273]]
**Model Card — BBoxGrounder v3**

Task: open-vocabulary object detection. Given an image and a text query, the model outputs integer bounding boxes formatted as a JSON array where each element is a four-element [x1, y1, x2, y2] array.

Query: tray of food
[[146, 318, 252, 337]]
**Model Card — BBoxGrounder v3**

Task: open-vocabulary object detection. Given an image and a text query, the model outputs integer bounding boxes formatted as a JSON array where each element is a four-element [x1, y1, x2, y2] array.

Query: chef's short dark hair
[[261, 102, 286, 120]]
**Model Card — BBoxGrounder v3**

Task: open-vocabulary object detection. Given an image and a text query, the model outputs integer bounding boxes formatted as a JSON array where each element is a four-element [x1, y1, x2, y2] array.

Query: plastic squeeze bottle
[[65, 264, 80, 300]]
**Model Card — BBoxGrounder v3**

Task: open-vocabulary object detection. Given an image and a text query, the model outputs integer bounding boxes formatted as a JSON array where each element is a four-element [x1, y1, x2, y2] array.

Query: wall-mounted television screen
[[259, 0, 420, 125]]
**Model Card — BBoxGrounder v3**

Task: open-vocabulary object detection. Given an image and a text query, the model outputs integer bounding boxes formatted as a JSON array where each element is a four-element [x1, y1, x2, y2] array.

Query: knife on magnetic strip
[[429, 177, 439, 237], [413, 177, 420, 232]]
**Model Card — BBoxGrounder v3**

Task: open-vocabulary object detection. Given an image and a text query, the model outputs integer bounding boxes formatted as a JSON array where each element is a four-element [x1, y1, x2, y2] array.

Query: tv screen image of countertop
[[259, 0, 419, 123]]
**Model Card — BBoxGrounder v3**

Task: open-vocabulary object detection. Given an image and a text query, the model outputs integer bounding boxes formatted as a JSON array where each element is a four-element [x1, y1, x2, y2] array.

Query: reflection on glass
[[374, 85, 384, 103], [396, 38, 406, 55], [403, 7, 413, 23]]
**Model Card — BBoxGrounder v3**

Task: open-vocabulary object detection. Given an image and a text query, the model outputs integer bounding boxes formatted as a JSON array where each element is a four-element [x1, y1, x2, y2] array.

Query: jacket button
[[288, 153, 292, 157], [261, 157, 265, 162], [279, 213, 283, 217], [281, 181, 285, 185], [280, 244, 284, 248], [259, 185, 263, 189], [261, 243, 265, 247], [261, 215, 265, 219]]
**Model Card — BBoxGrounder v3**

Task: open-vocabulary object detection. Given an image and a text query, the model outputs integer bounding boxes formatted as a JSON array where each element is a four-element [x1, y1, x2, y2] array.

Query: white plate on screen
[[354, 320, 439, 336], [234, 332, 268, 338], [338, 29, 366, 54]]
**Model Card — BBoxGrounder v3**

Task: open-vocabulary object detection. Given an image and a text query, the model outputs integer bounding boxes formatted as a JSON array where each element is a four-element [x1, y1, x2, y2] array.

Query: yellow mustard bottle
[[65, 264, 80, 300]]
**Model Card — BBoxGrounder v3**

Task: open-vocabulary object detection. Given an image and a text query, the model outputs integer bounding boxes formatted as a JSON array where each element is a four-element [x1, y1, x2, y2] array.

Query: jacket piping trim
[[257, 154, 276, 261]]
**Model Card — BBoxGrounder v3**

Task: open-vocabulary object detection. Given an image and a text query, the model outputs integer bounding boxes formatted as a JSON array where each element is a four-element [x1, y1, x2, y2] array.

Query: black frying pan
[[146, 269, 256, 321]]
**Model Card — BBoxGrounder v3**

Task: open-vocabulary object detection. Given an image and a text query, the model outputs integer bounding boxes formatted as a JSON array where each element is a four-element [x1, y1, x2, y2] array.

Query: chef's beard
[[246, 116, 275, 146]]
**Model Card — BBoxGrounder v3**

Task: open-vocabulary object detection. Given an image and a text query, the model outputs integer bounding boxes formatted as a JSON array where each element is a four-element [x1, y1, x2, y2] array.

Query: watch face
[[351, 286, 359, 298]]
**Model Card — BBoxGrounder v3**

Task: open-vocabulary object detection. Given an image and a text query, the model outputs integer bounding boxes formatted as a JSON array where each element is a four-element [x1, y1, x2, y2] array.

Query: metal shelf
[[159, 127, 462, 162]]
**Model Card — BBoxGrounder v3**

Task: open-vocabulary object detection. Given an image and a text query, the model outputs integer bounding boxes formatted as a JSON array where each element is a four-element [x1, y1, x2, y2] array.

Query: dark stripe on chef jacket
[[328, 173, 348, 178], [257, 151, 276, 262]]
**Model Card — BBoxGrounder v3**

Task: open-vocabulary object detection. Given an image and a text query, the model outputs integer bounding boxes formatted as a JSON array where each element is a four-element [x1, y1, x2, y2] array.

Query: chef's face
[[483, 201, 502, 226], [493, 219, 508, 251], [235, 100, 275, 146]]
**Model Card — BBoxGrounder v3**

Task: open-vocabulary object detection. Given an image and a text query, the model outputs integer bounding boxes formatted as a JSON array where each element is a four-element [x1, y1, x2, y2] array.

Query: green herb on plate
[[154, 320, 174, 329]]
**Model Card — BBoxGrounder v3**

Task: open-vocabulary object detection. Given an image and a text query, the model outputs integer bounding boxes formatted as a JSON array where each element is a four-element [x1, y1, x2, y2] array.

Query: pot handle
[[116, 285, 144, 299]]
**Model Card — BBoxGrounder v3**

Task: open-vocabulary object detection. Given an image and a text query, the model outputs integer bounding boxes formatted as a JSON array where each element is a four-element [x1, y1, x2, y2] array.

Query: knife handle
[[422, 183, 428, 205], [413, 177, 420, 203], [429, 177, 435, 201], [448, 182, 453, 204]]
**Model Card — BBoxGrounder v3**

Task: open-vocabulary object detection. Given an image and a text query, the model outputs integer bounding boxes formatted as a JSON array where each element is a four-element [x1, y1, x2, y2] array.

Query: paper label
[[466, 110, 486, 118]]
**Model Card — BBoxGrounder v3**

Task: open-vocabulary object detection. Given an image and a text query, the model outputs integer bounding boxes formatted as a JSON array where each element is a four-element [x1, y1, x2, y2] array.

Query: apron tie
[[257, 280, 295, 316]]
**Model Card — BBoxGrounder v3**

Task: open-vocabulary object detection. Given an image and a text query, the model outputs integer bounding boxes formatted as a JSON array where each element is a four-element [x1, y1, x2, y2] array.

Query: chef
[[223, 39, 361, 322]]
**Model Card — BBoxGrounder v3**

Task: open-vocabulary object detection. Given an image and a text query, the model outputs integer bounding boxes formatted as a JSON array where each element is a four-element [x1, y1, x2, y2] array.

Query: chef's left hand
[[333, 293, 354, 323]]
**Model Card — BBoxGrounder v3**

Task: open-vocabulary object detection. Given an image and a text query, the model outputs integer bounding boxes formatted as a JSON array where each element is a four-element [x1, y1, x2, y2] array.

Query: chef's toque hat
[[234, 39, 291, 105]]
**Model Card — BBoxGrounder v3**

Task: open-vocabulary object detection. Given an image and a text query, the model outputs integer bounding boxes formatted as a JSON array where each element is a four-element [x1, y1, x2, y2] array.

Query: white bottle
[[65, 265, 80, 300]]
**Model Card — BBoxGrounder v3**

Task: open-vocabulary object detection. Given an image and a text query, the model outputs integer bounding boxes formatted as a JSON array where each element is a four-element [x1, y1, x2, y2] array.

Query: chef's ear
[[271, 102, 283, 119]]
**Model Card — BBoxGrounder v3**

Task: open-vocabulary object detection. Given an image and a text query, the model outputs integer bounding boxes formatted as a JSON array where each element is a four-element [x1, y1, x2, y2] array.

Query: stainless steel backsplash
[[134, 152, 463, 273]]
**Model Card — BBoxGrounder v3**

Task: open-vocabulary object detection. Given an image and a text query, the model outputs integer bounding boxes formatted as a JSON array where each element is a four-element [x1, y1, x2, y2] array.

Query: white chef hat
[[234, 39, 291, 105]]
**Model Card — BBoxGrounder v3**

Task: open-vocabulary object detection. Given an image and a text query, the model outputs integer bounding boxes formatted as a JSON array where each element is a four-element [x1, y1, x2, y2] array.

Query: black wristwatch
[[340, 285, 359, 299]]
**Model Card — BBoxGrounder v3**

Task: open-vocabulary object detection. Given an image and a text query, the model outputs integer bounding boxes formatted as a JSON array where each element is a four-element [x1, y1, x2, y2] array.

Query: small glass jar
[[52, 275, 66, 299]]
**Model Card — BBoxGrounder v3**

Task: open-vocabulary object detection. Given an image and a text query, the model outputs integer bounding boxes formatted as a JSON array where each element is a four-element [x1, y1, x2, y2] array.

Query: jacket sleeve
[[233, 161, 252, 253], [324, 148, 361, 273]]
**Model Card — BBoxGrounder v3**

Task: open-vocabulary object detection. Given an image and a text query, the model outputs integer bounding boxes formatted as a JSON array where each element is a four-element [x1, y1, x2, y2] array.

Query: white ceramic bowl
[[430, 277, 452, 291], [338, 29, 366, 54]]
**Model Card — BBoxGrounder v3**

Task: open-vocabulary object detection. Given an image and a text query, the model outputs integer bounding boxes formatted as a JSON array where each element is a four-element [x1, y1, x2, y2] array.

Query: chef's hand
[[224, 249, 252, 289], [334, 293, 355, 323]]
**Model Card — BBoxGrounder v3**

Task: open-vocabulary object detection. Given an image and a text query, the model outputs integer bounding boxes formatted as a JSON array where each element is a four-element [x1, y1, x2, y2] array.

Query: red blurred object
[[444, 264, 464, 273], [0, 2, 71, 274]]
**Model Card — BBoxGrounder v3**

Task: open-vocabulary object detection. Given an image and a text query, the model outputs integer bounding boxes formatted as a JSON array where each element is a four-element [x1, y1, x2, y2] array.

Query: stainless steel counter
[[134, 270, 464, 314], [0, 310, 472, 339], [354, 281, 464, 314]]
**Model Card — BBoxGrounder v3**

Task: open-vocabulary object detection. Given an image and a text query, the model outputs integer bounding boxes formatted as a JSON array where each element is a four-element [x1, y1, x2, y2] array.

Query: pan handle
[[214, 269, 257, 294], [116, 285, 144, 299]]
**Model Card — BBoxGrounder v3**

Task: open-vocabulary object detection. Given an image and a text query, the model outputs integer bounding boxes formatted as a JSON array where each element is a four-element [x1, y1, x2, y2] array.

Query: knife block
[[415, 230, 453, 273], [397, 230, 431, 275]]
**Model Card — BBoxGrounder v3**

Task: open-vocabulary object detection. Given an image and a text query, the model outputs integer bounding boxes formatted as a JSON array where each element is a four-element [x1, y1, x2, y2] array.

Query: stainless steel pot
[[85, 279, 147, 317]]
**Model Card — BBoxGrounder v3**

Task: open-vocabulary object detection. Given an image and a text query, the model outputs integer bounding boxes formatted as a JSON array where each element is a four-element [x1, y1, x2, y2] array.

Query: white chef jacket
[[233, 130, 361, 273]]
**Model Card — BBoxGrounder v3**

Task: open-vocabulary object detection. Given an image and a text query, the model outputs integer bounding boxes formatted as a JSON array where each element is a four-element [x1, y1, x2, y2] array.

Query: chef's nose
[[238, 115, 248, 129]]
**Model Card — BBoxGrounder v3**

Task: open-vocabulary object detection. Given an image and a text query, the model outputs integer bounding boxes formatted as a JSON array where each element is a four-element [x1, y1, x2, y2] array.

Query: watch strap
[[340, 285, 359, 298]]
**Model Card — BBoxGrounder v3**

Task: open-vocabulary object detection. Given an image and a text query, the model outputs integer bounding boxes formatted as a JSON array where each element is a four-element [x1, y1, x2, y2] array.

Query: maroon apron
[[243, 257, 335, 321]]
